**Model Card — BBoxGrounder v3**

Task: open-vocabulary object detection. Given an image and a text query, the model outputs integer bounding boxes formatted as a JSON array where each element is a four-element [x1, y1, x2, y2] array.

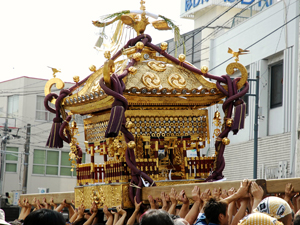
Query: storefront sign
[[185, 0, 273, 11]]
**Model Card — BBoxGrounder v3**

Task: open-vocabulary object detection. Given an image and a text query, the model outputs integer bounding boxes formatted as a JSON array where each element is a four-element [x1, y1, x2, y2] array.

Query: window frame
[[269, 61, 283, 109], [5, 146, 19, 173], [7, 95, 19, 118], [32, 148, 85, 177], [35, 95, 55, 122]]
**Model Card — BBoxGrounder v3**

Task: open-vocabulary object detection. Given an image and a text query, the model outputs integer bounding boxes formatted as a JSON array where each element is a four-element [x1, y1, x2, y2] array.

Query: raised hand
[[169, 188, 178, 204], [178, 190, 189, 204], [192, 186, 201, 202], [200, 188, 211, 203], [250, 182, 264, 200], [212, 187, 221, 200], [228, 187, 236, 196], [236, 179, 251, 198], [220, 189, 228, 200]]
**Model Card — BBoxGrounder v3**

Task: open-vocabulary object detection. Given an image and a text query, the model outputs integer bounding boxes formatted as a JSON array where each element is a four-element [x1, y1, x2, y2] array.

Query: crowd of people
[[1, 180, 300, 225]]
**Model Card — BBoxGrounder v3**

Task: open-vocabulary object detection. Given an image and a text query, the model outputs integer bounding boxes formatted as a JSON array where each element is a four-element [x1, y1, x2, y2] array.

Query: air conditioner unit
[[38, 188, 49, 194]]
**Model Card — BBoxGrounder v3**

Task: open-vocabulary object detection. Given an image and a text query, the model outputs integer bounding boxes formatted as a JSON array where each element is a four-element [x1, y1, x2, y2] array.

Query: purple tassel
[[232, 101, 246, 135], [46, 117, 63, 148], [105, 106, 124, 138]]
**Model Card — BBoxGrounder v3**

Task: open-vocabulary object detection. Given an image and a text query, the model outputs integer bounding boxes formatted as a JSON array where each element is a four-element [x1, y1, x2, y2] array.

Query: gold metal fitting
[[104, 51, 111, 59], [133, 53, 142, 61], [222, 137, 230, 145], [213, 111, 221, 120], [178, 54, 186, 62], [160, 42, 168, 51], [201, 65, 208, 74], [128, 141, 136, 149], [125, 121, 135, 129], [135, 41, 144, 50], [73, 76, 80, 83], [72, 121, 77, 128], [128, 66, 137, 75], [225, 118, 233, 127], [89, 65, 96, 72]]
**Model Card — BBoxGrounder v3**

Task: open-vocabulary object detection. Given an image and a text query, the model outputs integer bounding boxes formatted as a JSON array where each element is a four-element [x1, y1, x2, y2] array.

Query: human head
[[24, 209, 65, 225], [238, 212, 283, 225], [203, 198, 228, 225], [294, 215, 300, 225], [254, 197, 292, 225], [174, 218, 190, 225], [0, 209, 10, 225], [140, 209, 174, 225]]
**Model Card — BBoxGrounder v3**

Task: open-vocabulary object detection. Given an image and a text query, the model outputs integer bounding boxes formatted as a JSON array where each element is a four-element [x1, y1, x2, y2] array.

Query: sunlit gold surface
[[89, 65, 97, 72], [201, 65, 208, 74], [103, 59, 115, 89], [135, 41, 144, 49], [128, 141, 136, 149], [168, 73, 186, 89], [44, 77, 65, 104], [222, 137, 230, 145], [178, 54, 186, 62], [147, 61, 167, 72], [73, 76, 80, 83], [152, 20, 171, 30], [133, 53, 142, 61], [160, 42, 168, 51], [228, 47, 249, 62], [128, 66, 137, 75], [141, 72, 161, 88], [226, 62, 248, 90]]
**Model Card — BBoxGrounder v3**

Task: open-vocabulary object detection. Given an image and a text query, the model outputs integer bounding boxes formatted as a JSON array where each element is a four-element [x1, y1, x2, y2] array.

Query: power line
[[167, 0, 243, 54], [209, 13, 300, 72]]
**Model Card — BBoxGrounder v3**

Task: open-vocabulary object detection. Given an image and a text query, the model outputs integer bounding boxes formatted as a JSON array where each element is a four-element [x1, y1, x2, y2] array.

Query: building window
[[60, 151, 86, 176], [240, 85, 249, 116], [270, 62, 283, 109], [33, 149, 85, 177], [36, 96, 55, 121], [5, 147, 18, 172], [73, 115, 88, 126], [7, 95, 19, 118]]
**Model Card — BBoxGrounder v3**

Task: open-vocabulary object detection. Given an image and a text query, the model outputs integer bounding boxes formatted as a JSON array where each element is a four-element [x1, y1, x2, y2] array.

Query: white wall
[[0, 77, 87, 194]]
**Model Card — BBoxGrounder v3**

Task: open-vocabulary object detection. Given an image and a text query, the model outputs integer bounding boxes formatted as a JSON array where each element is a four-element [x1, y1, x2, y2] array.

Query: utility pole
[[247, 72, 260, 179], [0, 118, 10, 208], [22, 124, 31, 194]]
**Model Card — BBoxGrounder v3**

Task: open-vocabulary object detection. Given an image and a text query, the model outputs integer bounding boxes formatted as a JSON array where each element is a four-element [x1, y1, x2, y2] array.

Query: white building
[[180, 0, 300, 180], [0, 76, 88, 196]]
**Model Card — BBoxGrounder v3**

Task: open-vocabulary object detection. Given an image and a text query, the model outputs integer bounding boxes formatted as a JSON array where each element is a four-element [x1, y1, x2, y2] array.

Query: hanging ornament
[[212, 105, 222, 138], [68, 120, 80, 172]]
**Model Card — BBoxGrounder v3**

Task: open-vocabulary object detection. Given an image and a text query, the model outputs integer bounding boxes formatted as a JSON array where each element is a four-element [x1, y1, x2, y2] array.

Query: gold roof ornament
[[228, 47, 250, 62], [48, 66, 61, 78]]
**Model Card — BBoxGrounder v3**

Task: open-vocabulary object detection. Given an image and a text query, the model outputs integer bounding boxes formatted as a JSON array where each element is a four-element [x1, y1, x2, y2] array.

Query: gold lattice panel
[[83, 110, 209, 142], [84, 114, 110, 143], [125, 110, 209, 139]]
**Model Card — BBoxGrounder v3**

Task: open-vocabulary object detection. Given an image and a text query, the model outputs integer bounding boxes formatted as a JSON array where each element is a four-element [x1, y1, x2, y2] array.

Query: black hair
[[294, 215, 300, 225], [140, 209, 174, 225], [24, 209, 65, 225], [73, 217, 87, 225], [203, 198, 228, 224]]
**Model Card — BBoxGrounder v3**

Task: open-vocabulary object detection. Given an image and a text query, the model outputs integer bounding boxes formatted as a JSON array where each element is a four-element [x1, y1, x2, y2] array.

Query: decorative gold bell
[[222, 137, 230, 145], [213, 110, 222, 127], [128, 141, 136, 149], [226, 118, 233, 127]]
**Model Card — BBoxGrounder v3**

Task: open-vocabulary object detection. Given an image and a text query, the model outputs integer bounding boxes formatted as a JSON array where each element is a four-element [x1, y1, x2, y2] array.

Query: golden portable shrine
[[43, 0, 249, 209]]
